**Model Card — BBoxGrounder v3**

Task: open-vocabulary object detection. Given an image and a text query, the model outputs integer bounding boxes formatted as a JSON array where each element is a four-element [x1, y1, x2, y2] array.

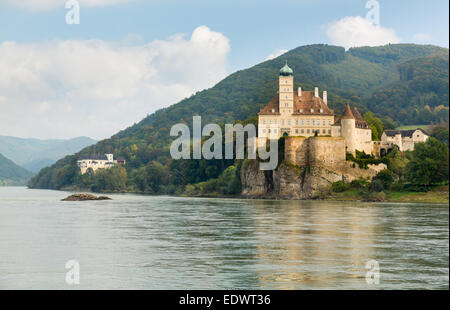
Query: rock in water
[[61, 194, 112, 201]]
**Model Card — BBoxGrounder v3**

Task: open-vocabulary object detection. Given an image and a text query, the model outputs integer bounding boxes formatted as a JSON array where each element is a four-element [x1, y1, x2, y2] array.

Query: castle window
[[328, 120, 331, 125]]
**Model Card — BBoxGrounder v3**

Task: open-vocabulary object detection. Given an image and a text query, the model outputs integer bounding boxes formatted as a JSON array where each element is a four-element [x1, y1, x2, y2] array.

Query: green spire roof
[[279, 61, 293, 76]]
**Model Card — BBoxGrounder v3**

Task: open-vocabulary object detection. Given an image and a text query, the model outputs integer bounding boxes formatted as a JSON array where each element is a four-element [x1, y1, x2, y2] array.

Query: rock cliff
[[241, 160, 385, 199]]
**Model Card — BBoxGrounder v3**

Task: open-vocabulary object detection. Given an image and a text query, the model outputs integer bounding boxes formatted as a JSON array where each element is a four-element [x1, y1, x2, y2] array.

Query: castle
[[258, 63, 375, 156], [77, 154, 125, 174], [380, 128, 429, 153]]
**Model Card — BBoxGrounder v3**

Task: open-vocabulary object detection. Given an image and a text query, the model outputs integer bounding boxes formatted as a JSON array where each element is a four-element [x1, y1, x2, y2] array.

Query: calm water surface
[[0, 187, 448, 289]]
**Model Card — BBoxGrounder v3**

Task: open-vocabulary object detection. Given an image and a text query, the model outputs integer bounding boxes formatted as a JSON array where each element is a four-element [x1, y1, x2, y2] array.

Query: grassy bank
[[328, 185, 449, 203]]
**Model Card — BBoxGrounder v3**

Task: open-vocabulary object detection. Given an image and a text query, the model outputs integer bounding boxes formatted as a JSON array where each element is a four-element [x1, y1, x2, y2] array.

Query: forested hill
[[29, 44, 449, 191], [0, 153, 34, 186]]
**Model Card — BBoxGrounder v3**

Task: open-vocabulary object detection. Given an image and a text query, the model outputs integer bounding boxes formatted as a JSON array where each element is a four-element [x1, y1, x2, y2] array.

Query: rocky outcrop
[[62, 193, 112, 201], [241, 160, 386, 200]]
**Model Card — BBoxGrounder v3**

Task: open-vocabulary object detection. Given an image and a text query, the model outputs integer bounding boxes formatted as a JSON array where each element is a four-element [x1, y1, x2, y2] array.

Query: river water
[[0, 187, 448, 290]]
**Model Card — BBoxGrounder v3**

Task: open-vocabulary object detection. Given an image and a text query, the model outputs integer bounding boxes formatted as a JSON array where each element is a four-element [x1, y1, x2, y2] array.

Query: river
[[0, 187, 448, 289]]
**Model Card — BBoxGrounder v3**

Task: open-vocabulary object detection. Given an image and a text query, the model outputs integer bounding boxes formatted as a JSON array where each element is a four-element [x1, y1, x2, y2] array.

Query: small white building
[[77, 154, 125, 174], [381, 128, 429, 153]]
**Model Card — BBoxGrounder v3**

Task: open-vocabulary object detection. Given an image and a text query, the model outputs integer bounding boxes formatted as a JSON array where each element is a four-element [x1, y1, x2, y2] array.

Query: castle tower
[[341, 105, 356, 155], [279, 62, 294, 116]]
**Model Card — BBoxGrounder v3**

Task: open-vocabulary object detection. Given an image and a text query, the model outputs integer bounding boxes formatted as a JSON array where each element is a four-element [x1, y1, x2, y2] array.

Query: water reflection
[[0, 187, 448, 290]]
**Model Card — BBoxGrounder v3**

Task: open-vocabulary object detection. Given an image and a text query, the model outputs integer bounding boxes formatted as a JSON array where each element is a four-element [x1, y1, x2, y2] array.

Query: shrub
[[373, 169, 394, 189], [370, 179, 384, 192], [332, 181, 350, 193]]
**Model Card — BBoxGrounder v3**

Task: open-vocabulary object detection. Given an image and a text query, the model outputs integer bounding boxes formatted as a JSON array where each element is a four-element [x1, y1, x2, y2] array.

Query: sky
[[0, 0, 448, 140]]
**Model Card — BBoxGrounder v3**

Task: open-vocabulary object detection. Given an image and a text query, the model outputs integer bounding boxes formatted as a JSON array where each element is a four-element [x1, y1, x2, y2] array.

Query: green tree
[[372, 169, 394, 189], [405, 137, 449, 186], [364, 112, 384, 141]]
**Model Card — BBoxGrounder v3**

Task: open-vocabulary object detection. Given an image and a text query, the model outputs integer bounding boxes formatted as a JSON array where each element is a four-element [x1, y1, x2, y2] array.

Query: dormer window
[[310, 109, 314, 113], [299, 109, 303, 113], [320, 109, 323, 113], [271, 109, 275, 113]]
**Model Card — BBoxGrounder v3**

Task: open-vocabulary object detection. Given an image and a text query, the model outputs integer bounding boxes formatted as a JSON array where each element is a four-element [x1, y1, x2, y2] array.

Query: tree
[[385, 146, 408, 179], [405, 137, 449, 186], [364, 112, 384, 141], [372, 169, 394, 189]]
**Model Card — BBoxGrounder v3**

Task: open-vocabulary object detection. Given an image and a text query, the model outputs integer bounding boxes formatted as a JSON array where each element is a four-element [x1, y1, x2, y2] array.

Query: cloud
[[325, 16, 400, 50], [413, 33, 433, 44], [4, 0, 133, 11], [265, 49, 288, 61], [0, 26, 230, 139]]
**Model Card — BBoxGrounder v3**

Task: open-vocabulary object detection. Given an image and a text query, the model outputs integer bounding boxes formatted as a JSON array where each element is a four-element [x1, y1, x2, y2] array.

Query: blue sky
[[1, 0, 448, 70], [0, 0, 448, 139]]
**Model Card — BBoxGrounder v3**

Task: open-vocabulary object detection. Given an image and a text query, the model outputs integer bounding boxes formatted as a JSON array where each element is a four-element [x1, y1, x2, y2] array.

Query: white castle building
[[380, 128, 429, 153], [257, 63, 374, 156], [77, 154, 125, 175]]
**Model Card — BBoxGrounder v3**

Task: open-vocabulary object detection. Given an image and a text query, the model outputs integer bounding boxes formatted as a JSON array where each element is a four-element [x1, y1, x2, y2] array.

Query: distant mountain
[[0, 136, 96, 173], [28, 44, 449, 191], [0, 153, 34, 186]]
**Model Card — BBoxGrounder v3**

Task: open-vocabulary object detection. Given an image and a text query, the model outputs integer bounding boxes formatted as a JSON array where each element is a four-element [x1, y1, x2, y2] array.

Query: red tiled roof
[[352, 107, 369, 128], [342, 104, 355, 119], [333, 105, 369, 129], [258, 91, 334, 116]]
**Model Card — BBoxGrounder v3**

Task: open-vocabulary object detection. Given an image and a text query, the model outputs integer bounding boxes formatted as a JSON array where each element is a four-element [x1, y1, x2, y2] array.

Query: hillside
[[28, 44, 449, 191], [0, 136, 96, 173], [0, 153, 34, 186]]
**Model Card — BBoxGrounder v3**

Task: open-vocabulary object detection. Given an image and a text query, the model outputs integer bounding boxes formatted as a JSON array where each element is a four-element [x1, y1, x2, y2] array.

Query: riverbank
[[325, 185, 449, 204], [54, 184, 449, 204]]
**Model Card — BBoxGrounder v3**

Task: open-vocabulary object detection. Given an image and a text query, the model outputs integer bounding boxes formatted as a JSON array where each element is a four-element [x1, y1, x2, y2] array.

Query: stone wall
[[284, 136, 346, 168], [241, 135, 387, 200]]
